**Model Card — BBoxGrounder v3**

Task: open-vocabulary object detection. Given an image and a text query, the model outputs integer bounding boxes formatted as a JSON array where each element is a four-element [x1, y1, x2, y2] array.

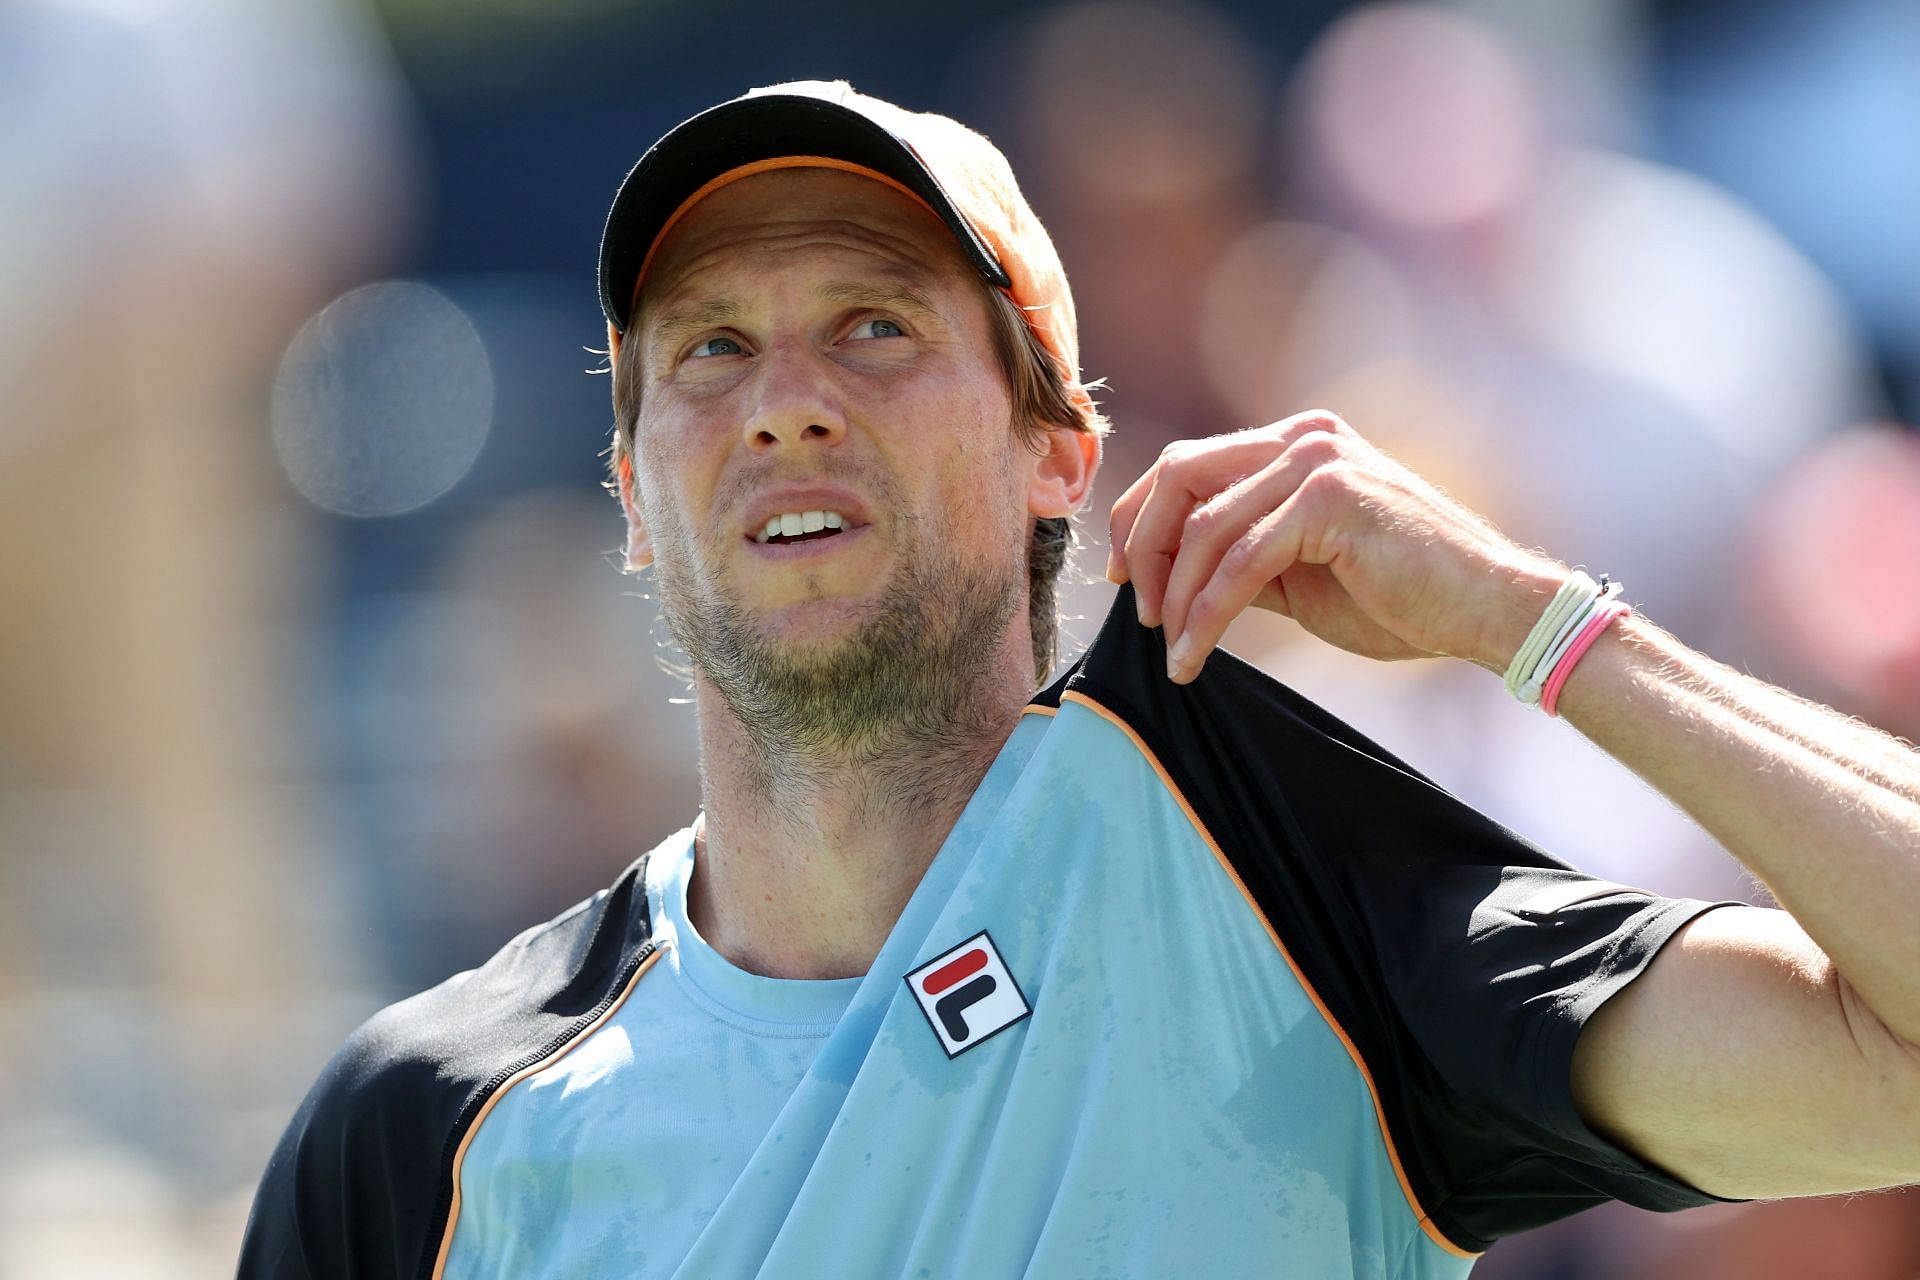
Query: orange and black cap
[[599, 88, 1007, 336], [597, 80, 1095, 419]]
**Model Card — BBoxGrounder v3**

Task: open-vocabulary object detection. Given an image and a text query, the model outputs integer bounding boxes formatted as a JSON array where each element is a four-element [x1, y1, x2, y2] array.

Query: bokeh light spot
[[1299, 3, 1538, 232], [1197, 219, 1419, 428], [1493, 149, 1863, 462], [272, 280, 493, 518], [1753, 425, 1920, 701], [1026, 0, 1264, 205]]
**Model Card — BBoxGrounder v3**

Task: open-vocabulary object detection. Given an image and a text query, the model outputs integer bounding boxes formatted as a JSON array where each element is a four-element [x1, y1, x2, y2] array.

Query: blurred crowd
[[3, 0, 1917, 1274]]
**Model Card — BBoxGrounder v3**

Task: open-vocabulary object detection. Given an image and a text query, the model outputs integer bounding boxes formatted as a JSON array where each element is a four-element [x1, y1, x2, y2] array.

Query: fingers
[[1110, 411, 1350, 624], [1114, 436, 1273, 626], [1113, 416, 1351, 629], [1152, 443, 1351, 675]]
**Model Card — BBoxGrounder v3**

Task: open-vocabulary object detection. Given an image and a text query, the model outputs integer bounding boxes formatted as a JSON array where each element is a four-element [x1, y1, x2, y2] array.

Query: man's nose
[[741, 340, 848, 451]]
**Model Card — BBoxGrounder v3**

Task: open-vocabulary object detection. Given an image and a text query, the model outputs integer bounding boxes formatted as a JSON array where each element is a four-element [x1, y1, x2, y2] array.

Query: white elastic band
[[1503, 573, 1590, 698], [1520, 579, 1620, 706]]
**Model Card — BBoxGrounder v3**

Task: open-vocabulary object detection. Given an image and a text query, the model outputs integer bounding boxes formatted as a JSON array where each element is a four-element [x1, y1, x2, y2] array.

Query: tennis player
[[237, 81, 1920, 1279]]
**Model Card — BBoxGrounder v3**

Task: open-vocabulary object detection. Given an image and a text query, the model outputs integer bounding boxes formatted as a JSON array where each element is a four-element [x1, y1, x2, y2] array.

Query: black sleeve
[[1357, 854, 1738, 1242], [234, 986, 475, 1280], [234, 857, 655, 1279], [1059, 584, 1750, 1253]]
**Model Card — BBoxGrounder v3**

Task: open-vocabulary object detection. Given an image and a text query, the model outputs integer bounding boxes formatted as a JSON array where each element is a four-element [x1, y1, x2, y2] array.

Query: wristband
[[1503, 572, 1596, 699], [1540, 599, 1630, 717], [1523, 578, 1621, 704]]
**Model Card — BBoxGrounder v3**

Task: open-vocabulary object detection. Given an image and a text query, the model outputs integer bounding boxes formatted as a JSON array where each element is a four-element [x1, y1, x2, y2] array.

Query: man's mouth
[[744, 523, 873, 559], [762, 527, 843, 545]]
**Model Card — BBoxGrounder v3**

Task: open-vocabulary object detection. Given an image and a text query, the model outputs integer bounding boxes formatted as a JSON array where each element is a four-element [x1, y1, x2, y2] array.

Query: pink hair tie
[[1541, 601, 1629, 718]]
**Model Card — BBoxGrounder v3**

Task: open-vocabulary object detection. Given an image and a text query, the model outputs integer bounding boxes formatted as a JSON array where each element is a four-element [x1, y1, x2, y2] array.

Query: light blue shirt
[[443, 702, 1464, 1279]]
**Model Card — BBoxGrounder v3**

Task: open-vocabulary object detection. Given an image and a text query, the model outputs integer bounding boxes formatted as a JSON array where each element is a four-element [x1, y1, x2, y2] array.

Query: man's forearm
[[1496, 601, 1920, 1048]]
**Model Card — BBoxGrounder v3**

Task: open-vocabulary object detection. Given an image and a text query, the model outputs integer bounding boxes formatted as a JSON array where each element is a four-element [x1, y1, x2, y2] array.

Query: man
[[237, 80, 1920, 1279]]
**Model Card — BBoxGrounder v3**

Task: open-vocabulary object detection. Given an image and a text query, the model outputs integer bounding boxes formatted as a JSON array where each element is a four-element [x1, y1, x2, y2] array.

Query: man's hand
[[1106, 410, 1562, 681]]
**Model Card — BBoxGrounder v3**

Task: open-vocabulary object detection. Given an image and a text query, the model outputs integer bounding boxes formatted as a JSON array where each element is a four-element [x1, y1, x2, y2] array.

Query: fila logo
[[904, 930, 1031, 1059]]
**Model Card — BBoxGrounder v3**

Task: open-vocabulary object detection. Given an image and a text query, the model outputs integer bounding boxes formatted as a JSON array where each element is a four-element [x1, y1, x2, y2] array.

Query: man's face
[[619, 166, 1039, 751]]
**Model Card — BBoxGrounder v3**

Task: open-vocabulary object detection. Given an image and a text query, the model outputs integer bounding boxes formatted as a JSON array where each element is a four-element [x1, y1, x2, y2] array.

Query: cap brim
[[598, 94, 1011, 334]]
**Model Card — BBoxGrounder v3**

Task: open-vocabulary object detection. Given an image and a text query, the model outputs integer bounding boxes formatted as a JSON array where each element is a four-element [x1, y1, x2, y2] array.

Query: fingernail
[[1168, 634, 1193, 679]]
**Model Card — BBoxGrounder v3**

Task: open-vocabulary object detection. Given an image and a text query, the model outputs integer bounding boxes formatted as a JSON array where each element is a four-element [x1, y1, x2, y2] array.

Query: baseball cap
[[597, 79, 1094, 417]]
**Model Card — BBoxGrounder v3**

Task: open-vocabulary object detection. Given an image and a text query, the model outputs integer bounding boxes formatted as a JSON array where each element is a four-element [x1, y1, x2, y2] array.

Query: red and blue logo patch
[[904, 930, 1031, 1058]]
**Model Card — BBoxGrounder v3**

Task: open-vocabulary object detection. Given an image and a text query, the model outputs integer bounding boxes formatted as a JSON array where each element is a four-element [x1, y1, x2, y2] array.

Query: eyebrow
[[643, 275, 944, 362], [820, 278, 940, 319], [645, 297, 741, 362]]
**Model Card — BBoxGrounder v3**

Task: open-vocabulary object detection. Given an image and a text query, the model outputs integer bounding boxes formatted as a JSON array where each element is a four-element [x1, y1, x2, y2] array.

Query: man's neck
[[685, 677, 1031, 981]]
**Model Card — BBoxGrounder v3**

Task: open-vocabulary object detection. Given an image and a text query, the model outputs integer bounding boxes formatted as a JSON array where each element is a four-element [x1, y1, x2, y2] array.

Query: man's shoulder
[[237, 852, 660, 1278], [1047, 581, 1450, 801], [352, 858, 654, 1077]]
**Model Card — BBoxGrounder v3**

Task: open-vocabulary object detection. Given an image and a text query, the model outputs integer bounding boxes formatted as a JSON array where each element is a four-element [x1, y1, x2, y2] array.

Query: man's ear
[[1028, 424, 1102, 522], [618, 454, 654, 571], [624, 504, 654, 573], [607, 322, 654, 572]]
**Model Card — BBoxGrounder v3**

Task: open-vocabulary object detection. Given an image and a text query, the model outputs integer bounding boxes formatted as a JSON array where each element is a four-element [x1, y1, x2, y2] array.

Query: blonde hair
[[607, 279, 1110, 686]]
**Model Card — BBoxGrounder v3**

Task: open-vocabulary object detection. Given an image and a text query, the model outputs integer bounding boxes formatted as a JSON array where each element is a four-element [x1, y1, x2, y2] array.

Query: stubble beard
[[648, 504, 1027, 785]]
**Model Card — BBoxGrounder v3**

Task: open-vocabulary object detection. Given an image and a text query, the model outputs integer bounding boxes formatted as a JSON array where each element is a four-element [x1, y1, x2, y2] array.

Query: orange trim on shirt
[[1058, 689, 1483, 1261], [429, 944, 668, 1278]]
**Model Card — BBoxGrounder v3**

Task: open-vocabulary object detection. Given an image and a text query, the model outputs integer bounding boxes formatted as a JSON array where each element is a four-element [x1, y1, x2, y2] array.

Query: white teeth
[[752, 509, 857, 543]]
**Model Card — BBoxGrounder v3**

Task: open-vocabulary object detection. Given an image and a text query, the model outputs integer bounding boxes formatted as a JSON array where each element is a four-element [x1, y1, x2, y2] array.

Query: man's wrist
[[1468, 559, 1573, 675]]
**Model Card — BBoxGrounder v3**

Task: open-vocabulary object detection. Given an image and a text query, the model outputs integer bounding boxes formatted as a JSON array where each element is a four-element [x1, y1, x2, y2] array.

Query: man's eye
[[689, 336, 743, 358], [851, 318, 905, 340]]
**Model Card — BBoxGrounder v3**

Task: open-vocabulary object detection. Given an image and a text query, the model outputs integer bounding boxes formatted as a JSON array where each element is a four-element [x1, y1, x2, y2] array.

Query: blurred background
[[3, 0, 1918, 1273]]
